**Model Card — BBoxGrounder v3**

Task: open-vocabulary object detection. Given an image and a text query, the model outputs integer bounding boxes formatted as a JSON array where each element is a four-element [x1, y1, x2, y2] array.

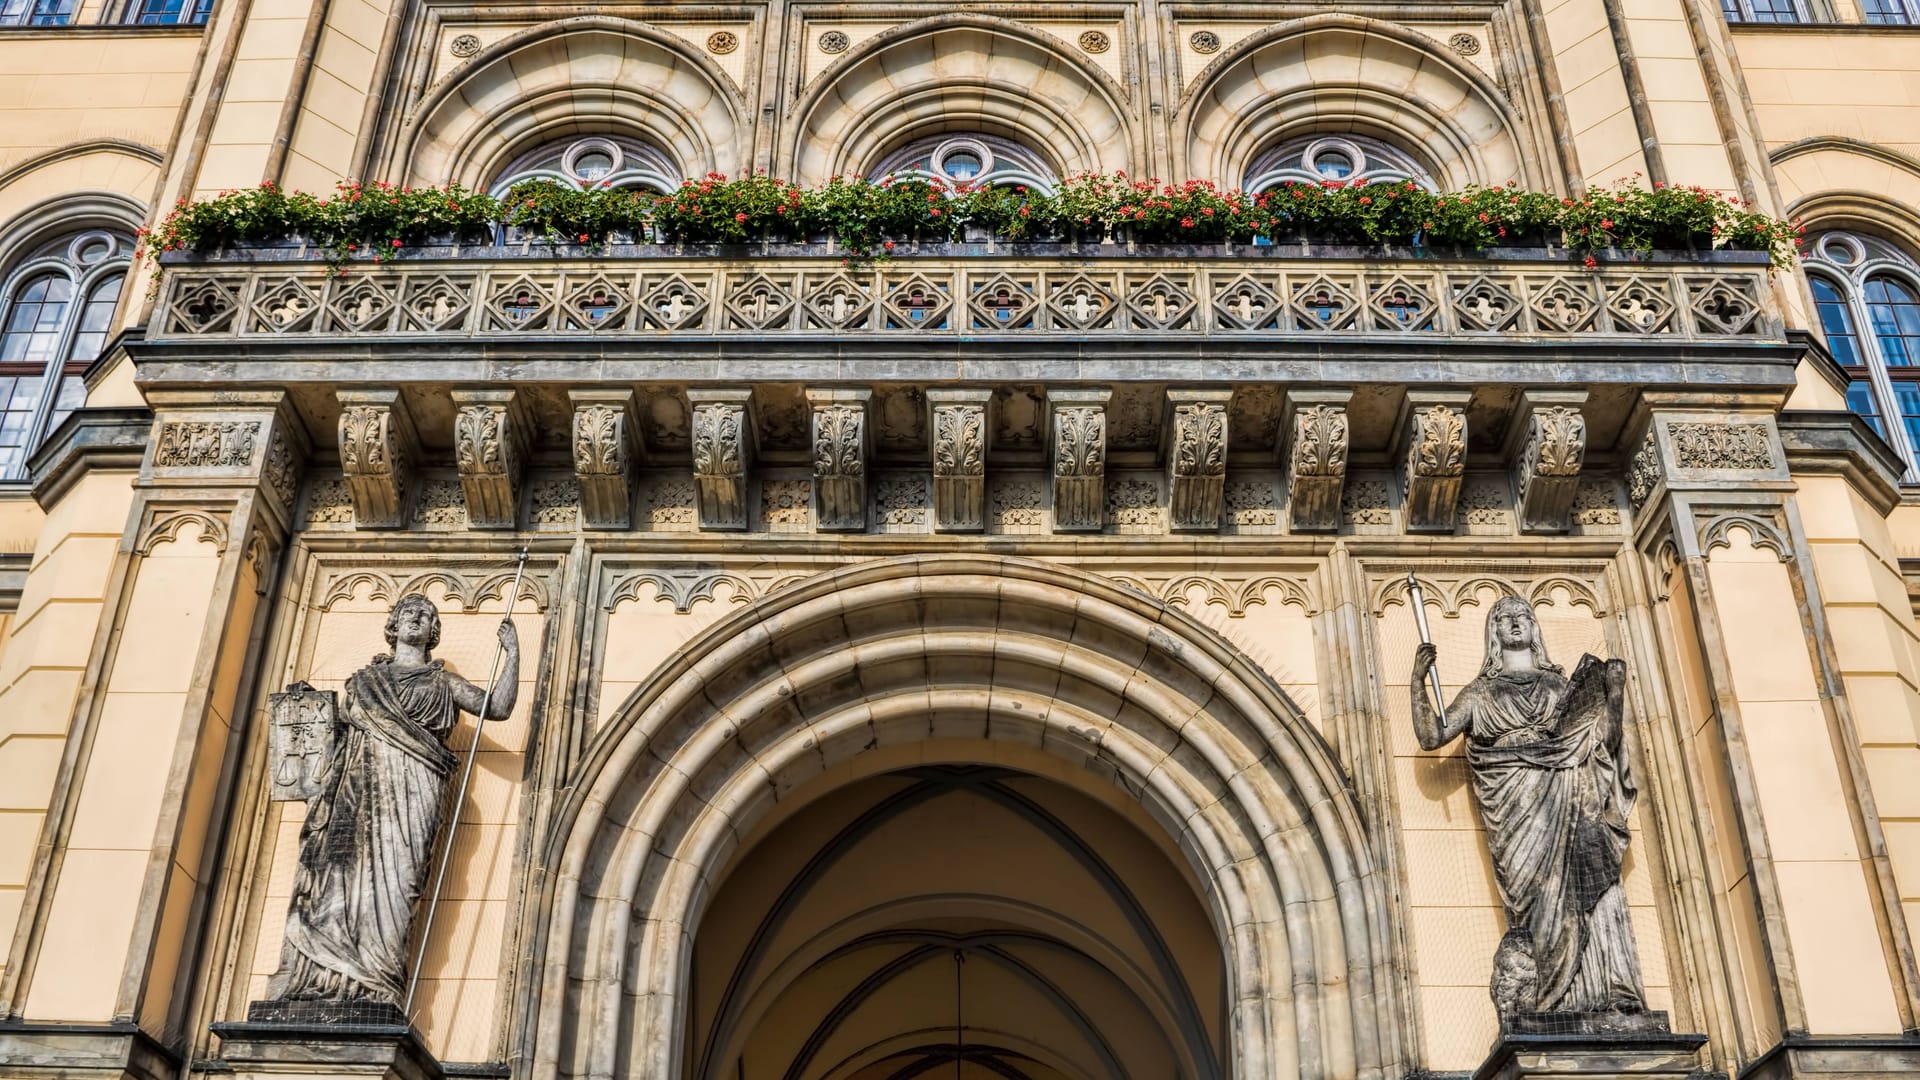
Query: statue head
[[1480, 595, 1561, 677], [385, 594, 443, 653]]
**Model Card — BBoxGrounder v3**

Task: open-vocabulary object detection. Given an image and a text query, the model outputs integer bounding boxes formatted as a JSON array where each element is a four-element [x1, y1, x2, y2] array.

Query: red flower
[[578, 233, 589, 242], [734, 212, 748, 223], [1358, 196, 1372, 206], [391, 239, 402, 247], [1582, 255, 1598, 270], [1600, 219, 1614, 229], [884, 241, 895, 250]]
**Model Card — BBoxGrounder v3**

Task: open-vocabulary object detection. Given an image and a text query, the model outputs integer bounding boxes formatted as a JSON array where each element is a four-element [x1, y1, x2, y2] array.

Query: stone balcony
[[146, 243, 1784, 354]]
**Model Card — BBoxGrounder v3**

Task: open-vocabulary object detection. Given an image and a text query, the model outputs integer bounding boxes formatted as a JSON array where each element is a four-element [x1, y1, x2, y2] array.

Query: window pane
[[1721, 0, 1743, 17], [65, 273, 122, 365], [1811, 275, 1863, 366], [44, 374, 85, 440], [0, 273, 73, 367], [1745, 0, 1801, 20], [1868, 275, 1920, 368], [1862, 0, 1913, 21], [0, 0, 74, 24], [132, 0, 211, 23], [1847, 380, 1886, 440]]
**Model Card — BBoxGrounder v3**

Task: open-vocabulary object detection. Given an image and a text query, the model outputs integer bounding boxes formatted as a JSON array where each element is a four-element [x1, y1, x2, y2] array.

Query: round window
[[1312, 149, 1355, 179], [562, 139, 625, 184], [1819, 234, 1865, 267], [70, 232, 116, 266]]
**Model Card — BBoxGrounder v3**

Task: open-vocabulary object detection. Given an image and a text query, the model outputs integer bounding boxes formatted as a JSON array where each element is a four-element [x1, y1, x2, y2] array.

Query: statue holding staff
[[266, 594, 520, 1007], [1410, 593, 1648, 1021]]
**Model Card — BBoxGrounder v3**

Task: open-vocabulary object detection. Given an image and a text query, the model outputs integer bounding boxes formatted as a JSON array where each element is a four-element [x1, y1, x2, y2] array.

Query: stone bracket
[[689, 388, 755, 531], [808, 388, 871, 532], [1397, 390, 1471, 533], [450, 389, 529, 529], [928, 388, 990, 532], [1281, 389, 1352, 533], [570, 389, 642, 529], [1505, 390, 1588, 534], [1165, 389, 1232, 532], [1049, 389, 1109, 532], [336, 388, 420, 529]]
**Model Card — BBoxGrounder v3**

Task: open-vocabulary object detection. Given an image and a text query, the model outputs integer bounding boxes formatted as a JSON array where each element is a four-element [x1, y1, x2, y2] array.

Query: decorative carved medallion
[[154, 420, 259, 468], [305, 478, 354, 526], [1078, 30, 1111, 53], [818, 30, 850, 54], [1342, 479, 1392, 527], [449, 32, 481, 58], [1225, 479, 1279, 528], [1106, 476, 1162, 531], [1448, 32, 1482, 56], [706, 30, 739, 54], [990, 478, 1045, 533], [1189, 30, 1220, 53], [411, 480, 466, 527], [762, 478, 812, 530], [1572, 481, 1622, 528]]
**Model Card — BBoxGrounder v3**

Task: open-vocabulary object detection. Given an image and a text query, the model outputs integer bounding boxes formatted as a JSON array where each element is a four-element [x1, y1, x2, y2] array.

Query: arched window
[[0, 230, 128, 479], [1244, 135, 1434, 194], [1806, 230, 1920, 476], [489, 136, 681, 197], [868, 134, 1059, 193]]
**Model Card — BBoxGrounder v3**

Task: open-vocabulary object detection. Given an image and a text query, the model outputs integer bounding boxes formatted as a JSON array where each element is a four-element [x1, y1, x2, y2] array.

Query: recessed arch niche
[[398, 17, 745, 189], [527, 554, 1403, 1080], [1176, 15, 1530, 192], [783, 18, 1136, 186]]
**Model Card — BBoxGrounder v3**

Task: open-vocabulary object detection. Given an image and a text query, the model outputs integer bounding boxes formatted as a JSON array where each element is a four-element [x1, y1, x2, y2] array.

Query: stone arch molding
[[399, 17, 746, 188], [1176, 15, 1528, 191], [528, 554, 1403, 1080], [783, 16, 1138, 186]]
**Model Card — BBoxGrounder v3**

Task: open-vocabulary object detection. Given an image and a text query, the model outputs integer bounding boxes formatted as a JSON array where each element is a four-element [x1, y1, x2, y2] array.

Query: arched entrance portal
[[689, 762, 1224, 1079], [527, 555, 1402, 1080]]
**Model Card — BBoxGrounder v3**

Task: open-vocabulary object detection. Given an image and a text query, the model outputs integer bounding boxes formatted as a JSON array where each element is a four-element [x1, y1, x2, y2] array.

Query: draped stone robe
[[271, 657, 459, 1004], [1450, 655, 1645, 1014]]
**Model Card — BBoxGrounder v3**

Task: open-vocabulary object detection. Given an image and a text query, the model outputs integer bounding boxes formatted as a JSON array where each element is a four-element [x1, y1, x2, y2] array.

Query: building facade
[[2, 1, 1920, 1079]]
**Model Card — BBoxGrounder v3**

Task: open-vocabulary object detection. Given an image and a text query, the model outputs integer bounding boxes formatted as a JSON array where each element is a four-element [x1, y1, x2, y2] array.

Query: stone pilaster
[[688, 388, 755, 531], [808, 388, 870, 532], [1281, 389, 1351, 533], [1396, 390, 1470, 533], [450, 389, 528, 529], [336, 388, 419, 529], [1505, 390, 1588, 534], [570, 389, 641, 529], [1165, 389, 1231, 532], [1049, 389, 1109, 533], [928, 389, 990, 532]]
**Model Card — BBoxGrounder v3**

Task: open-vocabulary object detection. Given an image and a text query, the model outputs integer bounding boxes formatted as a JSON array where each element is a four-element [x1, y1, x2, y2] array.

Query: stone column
[[450, 389, 528, 529], [1165, 389, 1231, 532], [1281, 389, 1351, 533], [1506, 390, 1588, 534], [1397, 390, 1470, 532], [688, 388, 754, 531], [0, 391, 306, 1050], [928, 389, 990, 532], [336, 389, 418, 529], [808, 388, 870, 532], [1049, 389, 1109, 533], [570, 389, 641, 529], [1623, 392, 1914, 1071]]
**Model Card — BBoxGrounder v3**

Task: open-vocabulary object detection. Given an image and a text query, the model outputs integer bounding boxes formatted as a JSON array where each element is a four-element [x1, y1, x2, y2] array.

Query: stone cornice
[[1777, 409, 1906, 516], [25, 406, 153, 509]]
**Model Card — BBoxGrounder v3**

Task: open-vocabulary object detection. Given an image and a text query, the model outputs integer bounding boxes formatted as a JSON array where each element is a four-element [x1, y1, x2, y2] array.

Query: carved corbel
[[451, 389, 529, 529], [1050, 389, 1109, 532], [808, 388, 871, 532], [1505, 391, 1588, 533], [336, 389, 419, 529], [1165, 389, 1232, 532], [1281, 389, 1352, 532], [928, 389, 990, 532], [1397, 390, 1471, 533], [688, 388, 755, 531], [570, 389, 642, 529]]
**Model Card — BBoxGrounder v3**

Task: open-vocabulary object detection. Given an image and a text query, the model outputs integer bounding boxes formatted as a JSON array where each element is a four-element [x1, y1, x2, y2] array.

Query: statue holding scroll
[[265, 594, 519, 1007], [1411, 596, 1647, 1022]]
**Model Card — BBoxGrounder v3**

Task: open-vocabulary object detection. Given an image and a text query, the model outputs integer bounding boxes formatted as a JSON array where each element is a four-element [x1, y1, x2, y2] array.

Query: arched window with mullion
[[1807, 231, 1920, 477], [0, 231, 130, 480]]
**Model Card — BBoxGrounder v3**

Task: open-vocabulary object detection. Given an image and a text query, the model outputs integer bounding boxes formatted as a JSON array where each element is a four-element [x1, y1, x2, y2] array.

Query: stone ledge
[[211, 1018, 441, 1080], [1777, 409, 1907, 516], [0, 1021, 179, 1080], [1738, 1035, 1920, 1080], [25, 406, 154, 508], [1473, 1030, 1709, 1080]]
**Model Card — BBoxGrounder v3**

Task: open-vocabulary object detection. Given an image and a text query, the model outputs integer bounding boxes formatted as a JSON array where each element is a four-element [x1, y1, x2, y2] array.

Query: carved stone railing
[[148, 244, 1784, 344]]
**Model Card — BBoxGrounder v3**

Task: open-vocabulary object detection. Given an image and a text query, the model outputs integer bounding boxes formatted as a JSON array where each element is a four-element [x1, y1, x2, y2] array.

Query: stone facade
[[4, 3, 1920, 1080]]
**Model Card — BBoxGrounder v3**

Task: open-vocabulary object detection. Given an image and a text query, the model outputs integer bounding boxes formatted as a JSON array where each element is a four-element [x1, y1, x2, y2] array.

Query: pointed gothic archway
[[524, 554, 1404, 1080]]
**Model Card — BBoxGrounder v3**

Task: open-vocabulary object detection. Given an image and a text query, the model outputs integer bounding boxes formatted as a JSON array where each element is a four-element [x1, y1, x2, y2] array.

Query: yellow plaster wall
[[1619, 0, 1739, 192], [1542, 0, 1651, 187], [197, 0, 325, 197], [1736, 30, 1920, 160], [1705, 525, 1904, 1034], [0, 470, 132, 979], [22, 515, 222, 1020], [1799, 476, 1920, 972], [282, 0, 394, 192], [1378, 584, 1674, 1069], [0, 33, 198, 180], [238, 579, 545, 1062]]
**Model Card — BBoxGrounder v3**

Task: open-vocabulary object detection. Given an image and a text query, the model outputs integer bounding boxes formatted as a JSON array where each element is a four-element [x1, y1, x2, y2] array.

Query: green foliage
[[136, 173, 1807, 274]]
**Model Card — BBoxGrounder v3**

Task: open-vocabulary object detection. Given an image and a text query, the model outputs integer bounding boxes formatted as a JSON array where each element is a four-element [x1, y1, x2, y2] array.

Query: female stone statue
[[1411, 596, 1646, 1020], [268, 594, 519, 1006]]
